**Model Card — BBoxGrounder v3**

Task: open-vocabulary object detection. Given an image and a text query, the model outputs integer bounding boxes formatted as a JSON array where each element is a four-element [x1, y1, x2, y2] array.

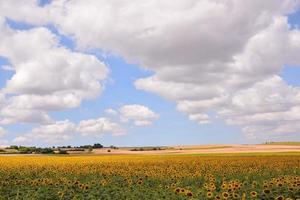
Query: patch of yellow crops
[[0, 155, 299, 199]]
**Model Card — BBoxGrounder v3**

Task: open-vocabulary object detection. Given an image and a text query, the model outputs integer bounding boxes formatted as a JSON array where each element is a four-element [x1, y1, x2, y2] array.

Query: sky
[[0, 0, 300, 147]]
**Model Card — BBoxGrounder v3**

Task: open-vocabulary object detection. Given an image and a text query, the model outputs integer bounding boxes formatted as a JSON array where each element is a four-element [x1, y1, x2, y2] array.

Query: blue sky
[[0, 1, 300, 147]]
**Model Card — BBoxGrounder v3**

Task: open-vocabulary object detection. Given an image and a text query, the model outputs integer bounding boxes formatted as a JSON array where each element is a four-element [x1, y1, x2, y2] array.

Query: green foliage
[[79, 145, 93, 149], [57, 149, 68, 154], [7, 145, 19, 150], [79, 143, 104, 149], [7, 146, 54, 154], [130, 147, 163, 151], [93, 143, 104, 148]]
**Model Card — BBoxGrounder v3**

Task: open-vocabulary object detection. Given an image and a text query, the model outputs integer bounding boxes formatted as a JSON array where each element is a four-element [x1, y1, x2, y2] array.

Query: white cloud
[[40, 1, 299, 69], [119, 104, 159, 126], [13, 120, 76, 144], [12, 136, 29, 144], [188, 114, 212, 124], [0, 27, 108, 98], [0, 13, 108, 125], [105, 108, 118, 116], [0, 107, 53, 125], [219, 76, 300, 139], [12, 118, 125, 145], [0, 1, 49, 25], [0, 92, 5, 105], [0, 127, 6, 137], [77, 118, 125, 136]]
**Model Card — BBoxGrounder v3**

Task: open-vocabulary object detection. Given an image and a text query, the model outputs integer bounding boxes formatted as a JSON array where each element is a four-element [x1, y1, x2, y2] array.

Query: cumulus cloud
[[13, 120, 76, 144], [105, 108, 118, 116], [0, 12, 108, 125], [0, 26, 107, 100], [1, 0, 300, 140], [105, 105, 159, 126], [188, 114, 212, 124], [77, 118, 125, 136], [119, 104, 159, 126], [13, 118, 125, 145], [0, 107, 53, 125], [219, 76, 300, 139]]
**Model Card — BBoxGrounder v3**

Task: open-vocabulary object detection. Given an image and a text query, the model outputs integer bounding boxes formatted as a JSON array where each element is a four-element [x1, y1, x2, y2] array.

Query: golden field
[[0, 154, 299, 200]]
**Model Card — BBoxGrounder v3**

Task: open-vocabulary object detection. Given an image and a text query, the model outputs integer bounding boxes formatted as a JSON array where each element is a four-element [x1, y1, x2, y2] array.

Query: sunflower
[[186, 191, 193, 197], [221, 183, 227, 190], [277, 182, 283, 187], [250, 191, 257, 198], [275, 196, 284, 200], [171, 183, 176, 188], [222, 192, 229, 199], [206, 191, 213, 198], [137, 180, 143, 185], [233, 192, 240, 199], [174, 187, 180, 194], [73, 180, 79, 185], [263, 189, 271, 194]]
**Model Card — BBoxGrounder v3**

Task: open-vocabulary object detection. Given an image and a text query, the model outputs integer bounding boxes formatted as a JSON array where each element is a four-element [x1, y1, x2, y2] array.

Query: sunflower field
[[0, 154, 299, 199]]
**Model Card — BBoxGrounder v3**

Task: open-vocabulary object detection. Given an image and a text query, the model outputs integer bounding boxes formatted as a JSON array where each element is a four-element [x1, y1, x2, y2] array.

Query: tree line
[[6, 143, 105, 154]]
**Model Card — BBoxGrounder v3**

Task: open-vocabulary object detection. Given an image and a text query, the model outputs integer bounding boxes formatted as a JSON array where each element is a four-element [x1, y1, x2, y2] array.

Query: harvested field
[[92, 144, 300, 155]]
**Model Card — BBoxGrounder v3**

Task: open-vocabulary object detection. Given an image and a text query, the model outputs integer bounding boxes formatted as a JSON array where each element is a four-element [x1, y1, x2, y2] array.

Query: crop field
[[0, 154, 299, 200]]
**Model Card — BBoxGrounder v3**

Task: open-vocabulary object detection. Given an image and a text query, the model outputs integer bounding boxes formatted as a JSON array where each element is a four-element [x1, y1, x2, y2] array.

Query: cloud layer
[[0, 13, 108, 125], [12, 103, 158, 144], [1, 0, 300, 142], [119, 104, 159, 126], [13, 118, 125, 145]]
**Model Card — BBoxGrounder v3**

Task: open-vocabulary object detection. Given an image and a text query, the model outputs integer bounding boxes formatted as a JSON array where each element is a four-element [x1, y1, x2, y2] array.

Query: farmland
[[0, 153, 299, 199]]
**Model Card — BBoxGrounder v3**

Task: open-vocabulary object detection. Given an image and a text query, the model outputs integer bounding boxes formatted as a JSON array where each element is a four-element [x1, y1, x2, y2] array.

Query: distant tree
[[40, 148, 54, 154], [8, 145, 19, 150], [57, 149, 68, 154], [18, 146, 33, 154], [93, 143, 104, 149]]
